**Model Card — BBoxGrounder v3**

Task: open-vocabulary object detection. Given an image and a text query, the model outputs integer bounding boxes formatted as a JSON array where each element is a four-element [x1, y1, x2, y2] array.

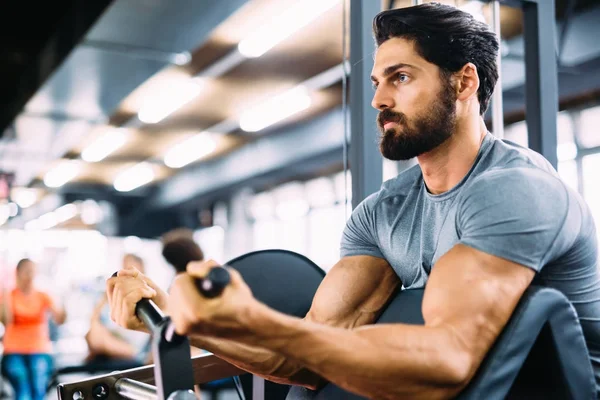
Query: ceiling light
[[557, 142, 578, 161], [114, 163, 155, 192], [12, 188, 37, 209], [44, 161, 80, 188], [7, 202, 18, 217], [80, 200, 104, 224], [55, 203, 78, 223], [164, 133, 218, 168], [0, 204, 10, 226], [138, 79, 204, 124], [82, 128, 128, 162], [238, 0, 341, 58], [38, 211, 58, 230], [24, 219, 40, 231], [240, 86, 311, 132]]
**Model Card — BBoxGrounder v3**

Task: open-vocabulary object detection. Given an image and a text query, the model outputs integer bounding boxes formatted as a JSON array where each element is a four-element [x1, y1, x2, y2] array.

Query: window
[[504, 120, 528, 147], [582, 153, 600, 244], [307, 204, 347, 271], [558, 160, 578, 192], [578, 106, 600, 148]]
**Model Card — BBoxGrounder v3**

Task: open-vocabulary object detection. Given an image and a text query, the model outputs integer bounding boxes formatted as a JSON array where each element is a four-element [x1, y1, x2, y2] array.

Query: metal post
[[252, 375, 265, 400], [350, 0, 383, 209], [490, 0, 504, 138], [412, 0, 423, 5], [523, 0, 559, 168]]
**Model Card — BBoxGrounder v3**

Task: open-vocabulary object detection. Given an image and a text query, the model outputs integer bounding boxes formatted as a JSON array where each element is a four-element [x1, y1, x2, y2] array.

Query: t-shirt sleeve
[[340, 192, 385, 260], [456, 167, 581, 271]]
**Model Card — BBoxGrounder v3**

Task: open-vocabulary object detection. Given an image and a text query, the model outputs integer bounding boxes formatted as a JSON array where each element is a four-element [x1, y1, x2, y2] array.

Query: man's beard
[[377, 82, 457, 161]]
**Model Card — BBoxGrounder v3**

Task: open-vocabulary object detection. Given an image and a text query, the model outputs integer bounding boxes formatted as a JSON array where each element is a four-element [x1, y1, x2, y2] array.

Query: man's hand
[[106, 265, 168, 331], [168, 260, 258, 338]]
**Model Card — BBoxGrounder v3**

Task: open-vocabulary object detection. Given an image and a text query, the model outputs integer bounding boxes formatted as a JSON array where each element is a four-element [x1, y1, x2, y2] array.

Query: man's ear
[[455, 62, 480, 102]]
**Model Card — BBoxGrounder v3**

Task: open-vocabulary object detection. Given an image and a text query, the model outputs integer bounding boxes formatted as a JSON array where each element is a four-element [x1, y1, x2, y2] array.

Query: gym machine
[[58, 0, 564, 398], [58, 267, 233, 400]]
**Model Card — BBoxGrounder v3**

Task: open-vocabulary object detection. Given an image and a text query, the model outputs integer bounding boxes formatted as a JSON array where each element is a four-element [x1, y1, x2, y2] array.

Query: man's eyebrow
[[370, 63, 418, 82]]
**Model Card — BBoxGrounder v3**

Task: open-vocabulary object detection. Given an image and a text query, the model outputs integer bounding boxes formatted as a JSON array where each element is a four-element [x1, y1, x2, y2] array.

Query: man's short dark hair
[[373, 2, 499, 116]]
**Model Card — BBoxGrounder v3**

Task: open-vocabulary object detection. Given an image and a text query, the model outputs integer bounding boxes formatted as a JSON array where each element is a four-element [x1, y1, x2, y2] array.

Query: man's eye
[[396, 74, 409, 84], [372, 83, 379, 90]]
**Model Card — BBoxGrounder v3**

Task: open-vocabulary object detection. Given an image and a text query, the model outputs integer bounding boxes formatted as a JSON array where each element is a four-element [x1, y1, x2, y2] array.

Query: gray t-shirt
[[341, 132, 600, 390]]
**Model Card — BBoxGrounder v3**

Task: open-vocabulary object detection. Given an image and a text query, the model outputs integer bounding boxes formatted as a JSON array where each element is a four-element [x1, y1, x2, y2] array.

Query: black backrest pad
[[226, 250, 326, 400], [227, 249, 325, 317]]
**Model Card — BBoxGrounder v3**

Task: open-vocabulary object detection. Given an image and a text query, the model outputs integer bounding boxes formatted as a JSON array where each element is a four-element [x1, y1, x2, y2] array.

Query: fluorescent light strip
[[114, 163, 155, 192], [126, 0, 341, 134], [55, 203, 78, 223], [161, 63, 347, 166], [138, 79, 204, 124], [12, 188, 37, 209], [164, 133, 218, 169], [38, 212, 58, 230], [240, 86, 312, 132], [82, 128, 128, 162], [238, 0, 341, 58], [44, 161, 80, 188]]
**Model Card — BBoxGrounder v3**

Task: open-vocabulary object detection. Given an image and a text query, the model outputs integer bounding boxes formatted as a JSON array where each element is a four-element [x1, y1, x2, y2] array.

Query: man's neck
[[417, 118, 488, 195]]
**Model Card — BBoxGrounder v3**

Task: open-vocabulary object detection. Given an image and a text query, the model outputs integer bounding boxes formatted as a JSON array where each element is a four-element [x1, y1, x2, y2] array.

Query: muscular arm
[[233, 245, 534, 399], [189, 255, 400, 388]]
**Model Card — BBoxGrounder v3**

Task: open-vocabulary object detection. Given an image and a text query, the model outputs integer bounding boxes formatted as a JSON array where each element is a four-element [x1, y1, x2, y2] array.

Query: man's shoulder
[[483, 136, 558, 175], [352, 164, 421, 216], [380, 164, 422, 198], [471, 164, 560, 187]]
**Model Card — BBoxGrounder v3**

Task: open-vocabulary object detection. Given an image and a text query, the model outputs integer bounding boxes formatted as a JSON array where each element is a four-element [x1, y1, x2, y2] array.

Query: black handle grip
[[135, 298, 166, 332], [194, 266, 231, 298]]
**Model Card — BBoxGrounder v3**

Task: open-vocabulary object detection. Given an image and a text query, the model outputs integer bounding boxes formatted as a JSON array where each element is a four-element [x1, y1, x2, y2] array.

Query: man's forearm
[[238, 303, 468, 400], [189, 334, 323, 389]]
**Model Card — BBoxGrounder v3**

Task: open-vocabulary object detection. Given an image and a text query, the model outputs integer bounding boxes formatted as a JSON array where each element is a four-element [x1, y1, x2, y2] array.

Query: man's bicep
[[306, 255, 400, 329], [423, 244, 535, 378]]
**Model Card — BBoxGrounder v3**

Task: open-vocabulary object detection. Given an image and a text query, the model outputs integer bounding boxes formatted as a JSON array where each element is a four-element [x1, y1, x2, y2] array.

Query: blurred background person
[[0, 258, 66, 400], [84, 254, 150, 365]]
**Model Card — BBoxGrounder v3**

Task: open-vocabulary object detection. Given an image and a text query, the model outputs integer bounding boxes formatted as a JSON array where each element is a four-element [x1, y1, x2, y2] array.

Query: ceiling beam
[[134, 107, 346, 212]]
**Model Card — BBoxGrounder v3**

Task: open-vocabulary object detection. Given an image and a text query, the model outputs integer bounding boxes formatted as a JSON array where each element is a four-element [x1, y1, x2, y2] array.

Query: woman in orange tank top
[[1, 258, 66, 400]]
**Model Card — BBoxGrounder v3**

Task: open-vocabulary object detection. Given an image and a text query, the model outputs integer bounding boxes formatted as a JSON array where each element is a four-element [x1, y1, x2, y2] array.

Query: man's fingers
[[122, 290, 146, 327], [110, 279, 124, 323], [142, 283, 157, 299], [187, 259, 221, 278], [172, 277, 204, 335], [226, 267, 244, 288]]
